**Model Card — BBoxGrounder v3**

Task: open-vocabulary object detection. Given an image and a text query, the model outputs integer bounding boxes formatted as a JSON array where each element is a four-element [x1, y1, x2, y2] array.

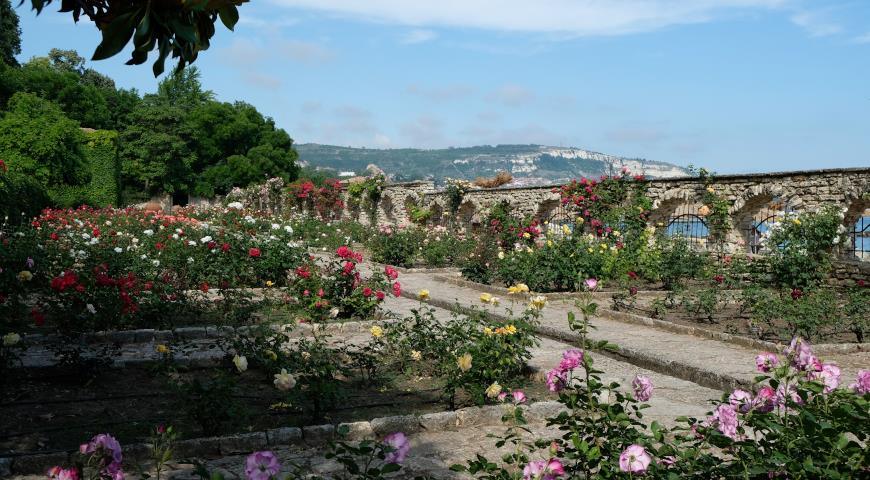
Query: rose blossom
[[546, 368, 567, 392], [848, 370, 870, 394], [785, 337, 817, 371], [392, 282, 401, 297], [383, 432, 411, 463], [244, 451, 281, 480], [728, 389, 753, 412], [710, 404, 739, 440], [512, 390, 528, 404], [558, 349, 584, 371], [522, 459, 565, 480], [632, 375, 654, 402], [619, 444, 652, 474], [809, 363, 841, 393], [47, 467, 79, 480], [753, 386, 776, 412], [583, 278, 598, 291], [755, 352, 779, 373]]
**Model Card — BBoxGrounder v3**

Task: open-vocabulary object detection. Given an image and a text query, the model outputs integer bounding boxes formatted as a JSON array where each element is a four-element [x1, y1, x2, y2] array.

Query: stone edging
[[599, 309, 870, 355], [430, 274, 870, 355], [0, 401, 566, 476], [405, 291, 747, 392]]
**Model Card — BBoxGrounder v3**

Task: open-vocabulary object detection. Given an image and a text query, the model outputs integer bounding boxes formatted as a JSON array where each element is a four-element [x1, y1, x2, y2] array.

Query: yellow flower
[[792, 218, 801, 225], [155, 344, 169, 354], [483, 327, 494, 336], [507, 286, 519, 294], [562, 225, 571, 235], [526, 247, 533, 253], [516, 283, 529, 293], [265, 349, 278, 361], [587, 247, 594, 253], [494, 327, 506, 335], [698, 205, 711, 217], [546, 240, 553, 247], [485, 382, 502, 399], [17, 270, 32, 282], [505, 324, 517, 335], [490, 297, 501, 306], [457, 353, 472, 372], [523, 232, 531, 239], [411, 350, 422, 361], [233, 354, 248, 372], [480, 293, 493, 304], [370, 325, 384, 338], [418, 289, 430, 301], [529, 295, 547, 310], [265, 280, 274, 287], [497, 250, 505, 260], [706, 186, 715, 193]]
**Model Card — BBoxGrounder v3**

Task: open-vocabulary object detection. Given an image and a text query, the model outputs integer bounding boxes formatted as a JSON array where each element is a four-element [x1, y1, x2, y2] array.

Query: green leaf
[[93, 10, 142, 60], [218, 5, 240, 31]]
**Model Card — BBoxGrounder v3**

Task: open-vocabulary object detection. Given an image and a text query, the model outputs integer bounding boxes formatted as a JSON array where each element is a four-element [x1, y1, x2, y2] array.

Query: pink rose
[[632, 375, 654, 402], [619, 444, 652, 474], [383, 432, 410, 464], [809, 363, 841, 393], [849, 369, 870, 394], [755, 352, 779, 373], [522, 459, 565, 480]]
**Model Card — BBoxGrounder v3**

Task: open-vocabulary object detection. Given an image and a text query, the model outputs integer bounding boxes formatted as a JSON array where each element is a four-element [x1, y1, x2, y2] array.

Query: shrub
[[763, 205, 845, 289]]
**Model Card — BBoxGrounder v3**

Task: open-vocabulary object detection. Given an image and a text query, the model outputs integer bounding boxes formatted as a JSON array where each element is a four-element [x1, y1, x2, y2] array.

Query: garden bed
[[1, 362, 551, 457]]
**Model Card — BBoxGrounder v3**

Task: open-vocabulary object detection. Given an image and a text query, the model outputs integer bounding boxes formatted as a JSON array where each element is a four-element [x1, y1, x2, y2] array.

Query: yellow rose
[[517, 283, 529, 293], [265, 350, 278, 361], [418, 289, 430, 301], [529, 295, 547, 310], [507, 286, 520, 294], [792, 218, 801, 225], [370, 325, 384, 338], [411, 350, 422, 361], [490, 297, 501, 306], [17, 270, 32, 282], [523, 232, 531, 239], [457, 353, 472, 372], [485, 382, 502, 399], [155, 344, 169, 354], [706, 186, 715, 193], [483, 327, 494, 336], [480, 293, 493, 304], [498, 250, 505, 260], [265, 280, 274, 287], [546, 240, 553, 247], [505, 324, 517, 335]]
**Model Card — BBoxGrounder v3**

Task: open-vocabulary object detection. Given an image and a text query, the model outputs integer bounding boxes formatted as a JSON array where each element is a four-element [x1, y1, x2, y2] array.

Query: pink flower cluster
[[245, 451, 281, 480], [80, 434, 124, 480], [383, 432, 411, 463], [522, 458, 565, 480], [849, 370, 870, 394], [497, 389, 528, 404], [546, 350, 584, 392]]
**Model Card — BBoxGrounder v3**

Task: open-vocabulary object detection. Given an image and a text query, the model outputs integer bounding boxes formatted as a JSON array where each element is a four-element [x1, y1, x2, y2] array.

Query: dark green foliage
[[49, 130, 120, 207], [27, 0, 247, 76], [0, 170, 51, 222], [0, 91, 87, 186], [0, 0, 20, 66]]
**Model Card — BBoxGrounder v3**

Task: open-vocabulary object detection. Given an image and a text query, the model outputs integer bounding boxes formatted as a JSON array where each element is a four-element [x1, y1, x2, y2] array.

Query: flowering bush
[[376, 298, 540, 408], [761, 206, 846, 289], [555, 169, 651, 238], [289, 178, 344, 219], [287, 246, 396, 322], [457, 315, 870, 478], [367, 224, 473, 268]]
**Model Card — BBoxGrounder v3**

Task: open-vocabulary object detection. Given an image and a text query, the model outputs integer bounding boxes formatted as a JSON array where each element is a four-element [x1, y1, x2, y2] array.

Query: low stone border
[[600, 309, 870, 355], [367, 260, 461, 275], [406, 291, 746, 392], [0, 401, 566, 476], [430, 274, 869, 355]]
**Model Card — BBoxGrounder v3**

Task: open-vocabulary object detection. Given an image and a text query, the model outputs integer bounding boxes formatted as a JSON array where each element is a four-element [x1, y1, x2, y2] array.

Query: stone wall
[[358, 167, 870, 260]]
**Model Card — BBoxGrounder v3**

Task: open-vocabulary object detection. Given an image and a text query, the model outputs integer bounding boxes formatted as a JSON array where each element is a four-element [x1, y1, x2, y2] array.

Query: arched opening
[[844, 196, 870, 261], [734, 195, 796, 254], [664, 203, 710, 250]]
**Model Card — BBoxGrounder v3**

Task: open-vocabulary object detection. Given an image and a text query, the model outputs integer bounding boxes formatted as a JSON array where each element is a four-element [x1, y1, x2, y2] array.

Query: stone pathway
[[392, 272, 869, 392]]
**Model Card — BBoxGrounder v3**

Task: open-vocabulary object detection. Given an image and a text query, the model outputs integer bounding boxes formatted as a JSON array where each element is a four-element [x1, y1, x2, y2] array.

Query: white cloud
[[243, 73, 283, 89], [221, 37, 334, 66], [400, 29, 438, 44], [280, 40, 336, 64], [853, 32, 870, 44], [270, 0, 786, 36], [406, 83, 475, 101], [488, 84, 535, 107], [790, 10, 843, 37]]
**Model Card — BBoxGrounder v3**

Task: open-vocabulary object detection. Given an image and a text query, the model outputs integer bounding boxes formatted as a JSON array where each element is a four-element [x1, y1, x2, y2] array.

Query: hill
[[295, 143, 689, 185]]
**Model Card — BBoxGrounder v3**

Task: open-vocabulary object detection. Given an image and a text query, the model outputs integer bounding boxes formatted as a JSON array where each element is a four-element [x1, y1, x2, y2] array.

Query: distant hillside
[[295, 144, 689, 185]]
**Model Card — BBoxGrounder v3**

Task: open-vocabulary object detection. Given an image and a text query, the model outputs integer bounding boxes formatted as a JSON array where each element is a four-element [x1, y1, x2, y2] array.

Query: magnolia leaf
[[92, 11, 141, 60], [218, 5, 239, 31]]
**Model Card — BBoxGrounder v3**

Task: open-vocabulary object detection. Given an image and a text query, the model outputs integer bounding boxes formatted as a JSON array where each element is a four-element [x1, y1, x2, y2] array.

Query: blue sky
[[14, 0, 870, 173]]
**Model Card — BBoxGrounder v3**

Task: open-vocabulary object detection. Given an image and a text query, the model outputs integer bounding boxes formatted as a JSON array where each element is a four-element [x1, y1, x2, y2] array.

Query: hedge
[[48, 130, 120, 208]]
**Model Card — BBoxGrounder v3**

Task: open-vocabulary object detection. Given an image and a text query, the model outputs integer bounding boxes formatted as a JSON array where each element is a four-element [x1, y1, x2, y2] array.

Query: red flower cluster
[[50, 271, 82, 292], [336, 245, 364, 262]]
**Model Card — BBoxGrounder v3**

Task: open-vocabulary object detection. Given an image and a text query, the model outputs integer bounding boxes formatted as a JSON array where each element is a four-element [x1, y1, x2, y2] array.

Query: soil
[[0, 365, 552, 456], [610, 294, 863, 344]]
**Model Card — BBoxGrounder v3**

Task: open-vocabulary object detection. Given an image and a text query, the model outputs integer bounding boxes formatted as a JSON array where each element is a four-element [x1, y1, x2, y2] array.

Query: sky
[[13, 0, 870, 174]]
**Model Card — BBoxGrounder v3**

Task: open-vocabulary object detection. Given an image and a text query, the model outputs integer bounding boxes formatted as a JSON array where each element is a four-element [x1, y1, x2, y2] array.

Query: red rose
[[31, 307, 45, 326], [392, 282, 401, 297], [200, 282, 210, 293], [249, 247, 261, 258], [221, 243, 231, 252], [376, 291, 385, 301], [362, 287, 373, 297]]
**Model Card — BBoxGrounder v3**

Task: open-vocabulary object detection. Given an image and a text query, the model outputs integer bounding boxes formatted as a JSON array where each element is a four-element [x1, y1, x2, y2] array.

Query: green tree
[[0, 0, 20, 66], [0, 91, 87, 187], [119, 104, 196, 198], [155, 66, 214, 108]]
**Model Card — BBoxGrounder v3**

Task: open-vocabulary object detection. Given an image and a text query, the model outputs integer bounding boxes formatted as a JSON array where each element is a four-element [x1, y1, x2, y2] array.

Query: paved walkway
[[393, 272, 869, 392]]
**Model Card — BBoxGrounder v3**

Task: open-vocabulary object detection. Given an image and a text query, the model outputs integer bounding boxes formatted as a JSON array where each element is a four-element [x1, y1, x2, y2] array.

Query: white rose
[[86, 304, 97, 314], [200, 236, 213, 243], [114, 247, 123, 253], [187, 240, 196, 246], [143, 229, 154, 236], [233, 355, 248, 372], [2, 332, 21, 346], [273, 369, 296, 391]]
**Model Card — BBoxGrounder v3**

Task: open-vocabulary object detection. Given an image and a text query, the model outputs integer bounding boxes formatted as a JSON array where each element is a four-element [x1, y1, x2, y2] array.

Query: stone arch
[[457, 200, 477, 227], [649, 190, 695, 225], [842, 183, 870, 260], [732, 186, 801, 253], [428, 201, 444, 226], [379, 194, 397, 224], [535, 199, 562, 223]]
